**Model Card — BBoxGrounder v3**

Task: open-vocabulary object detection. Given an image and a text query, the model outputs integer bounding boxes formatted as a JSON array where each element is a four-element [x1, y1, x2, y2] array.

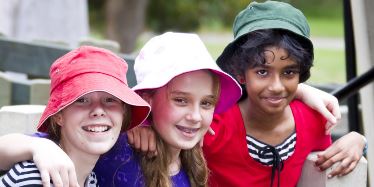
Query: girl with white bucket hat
[[96, 32, 242, 186]]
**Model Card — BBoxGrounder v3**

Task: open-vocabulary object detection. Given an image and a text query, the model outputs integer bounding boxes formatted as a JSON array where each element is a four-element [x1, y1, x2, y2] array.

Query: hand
[[296, 84, 341, 134], [32, 138, 79, 187], [314, 132, 365, 178], [29, 137, 79, 187], [127, 125, 157, 157]]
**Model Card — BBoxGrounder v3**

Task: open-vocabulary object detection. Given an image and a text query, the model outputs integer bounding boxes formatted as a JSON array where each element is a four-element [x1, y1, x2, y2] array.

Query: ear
[[236, 75, 246, 85], [51, 113, 64, 127]]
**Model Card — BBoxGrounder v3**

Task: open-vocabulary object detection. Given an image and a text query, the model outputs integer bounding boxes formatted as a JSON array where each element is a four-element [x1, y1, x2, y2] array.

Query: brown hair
[[139, 70, 220, 187]]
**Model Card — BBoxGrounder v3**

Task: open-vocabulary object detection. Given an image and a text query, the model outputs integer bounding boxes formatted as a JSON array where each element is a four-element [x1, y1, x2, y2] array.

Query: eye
[[105, 97, 119, 103], [173, 97, 188, 105], [283, 69, 299, 77], [201, 97, 217, 110], [75, 97, 88, 104], [103, 96, 123, 107], [256, 69, 268, 76]]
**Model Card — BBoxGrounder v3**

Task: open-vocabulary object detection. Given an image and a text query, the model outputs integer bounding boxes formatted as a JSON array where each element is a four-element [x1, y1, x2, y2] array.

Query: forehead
[[79, 91, 116, 98], [163, 70, 215, 94], [261, 46, 298, 67]]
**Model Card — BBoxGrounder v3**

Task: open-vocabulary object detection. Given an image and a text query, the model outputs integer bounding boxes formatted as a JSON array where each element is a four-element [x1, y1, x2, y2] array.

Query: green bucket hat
[[217, 1, 313, 68]]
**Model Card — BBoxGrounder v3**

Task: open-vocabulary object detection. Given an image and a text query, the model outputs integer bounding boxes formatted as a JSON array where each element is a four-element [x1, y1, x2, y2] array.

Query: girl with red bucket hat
[[0, 46, 150, 187]]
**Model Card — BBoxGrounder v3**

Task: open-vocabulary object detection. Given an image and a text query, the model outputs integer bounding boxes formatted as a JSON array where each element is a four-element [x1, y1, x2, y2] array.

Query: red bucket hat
[[37, 46, 151, 132]]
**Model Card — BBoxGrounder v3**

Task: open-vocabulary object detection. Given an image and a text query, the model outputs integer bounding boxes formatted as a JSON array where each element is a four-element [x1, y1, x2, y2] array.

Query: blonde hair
[[139, 70, 220, 187]]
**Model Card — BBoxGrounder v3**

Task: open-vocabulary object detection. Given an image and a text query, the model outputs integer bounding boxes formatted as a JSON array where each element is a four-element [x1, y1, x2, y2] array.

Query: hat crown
[[233, 1, 310, 40], [134, 32, 216, 88], [50, 46, 128, 93]]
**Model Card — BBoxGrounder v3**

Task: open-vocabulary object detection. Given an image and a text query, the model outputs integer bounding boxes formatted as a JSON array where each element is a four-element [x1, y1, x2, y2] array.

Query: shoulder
[[290, 100, 326, 123], [290, 100, 327, 136], [213, 103, 241, 126], [171, 169, 191, 187], [0, 160, 43, 186]]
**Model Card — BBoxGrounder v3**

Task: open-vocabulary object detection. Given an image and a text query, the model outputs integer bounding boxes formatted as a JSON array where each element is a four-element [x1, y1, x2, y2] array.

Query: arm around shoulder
[[0, 133, 39, 170]]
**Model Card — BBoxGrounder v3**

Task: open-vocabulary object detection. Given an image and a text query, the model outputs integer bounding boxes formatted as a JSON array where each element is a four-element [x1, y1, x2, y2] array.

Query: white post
[[350, 0, 374, 184], [297, 152, 368, 187]]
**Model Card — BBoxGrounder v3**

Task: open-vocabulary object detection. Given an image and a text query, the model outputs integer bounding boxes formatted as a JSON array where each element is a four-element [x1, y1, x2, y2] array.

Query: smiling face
[[241, 46, 300, 115], [146, 70, 218, 152], [53, 91, 125, 156]]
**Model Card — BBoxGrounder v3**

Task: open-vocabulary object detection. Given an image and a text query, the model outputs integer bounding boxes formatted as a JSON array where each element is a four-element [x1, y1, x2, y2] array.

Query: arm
[[126, 125, 215, 154], [314, 132, 366, 178], [295, 83, 341, 134], [0, 133, 79, 187]]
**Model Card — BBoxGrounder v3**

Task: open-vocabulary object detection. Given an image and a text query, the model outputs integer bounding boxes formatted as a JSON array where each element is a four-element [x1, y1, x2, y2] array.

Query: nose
[[268, 75, 285, 93], [186, 105, 202, 123], [90, 102, 106, 117]]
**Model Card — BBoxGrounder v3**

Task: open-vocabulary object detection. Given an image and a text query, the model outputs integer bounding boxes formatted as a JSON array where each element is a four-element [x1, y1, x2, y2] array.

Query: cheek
[[202, 110, 214, 129], [285, 78, 299, 92]]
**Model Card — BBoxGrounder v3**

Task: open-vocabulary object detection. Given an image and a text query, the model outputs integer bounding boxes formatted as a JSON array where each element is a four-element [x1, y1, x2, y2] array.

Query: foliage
[[146, 0, 249, 33], [145, 0, 343, 32]]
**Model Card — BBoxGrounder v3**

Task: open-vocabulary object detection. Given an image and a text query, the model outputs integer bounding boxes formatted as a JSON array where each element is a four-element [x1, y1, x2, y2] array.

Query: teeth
[[176, 126, 198, 134], [85, 126, 109, 132]]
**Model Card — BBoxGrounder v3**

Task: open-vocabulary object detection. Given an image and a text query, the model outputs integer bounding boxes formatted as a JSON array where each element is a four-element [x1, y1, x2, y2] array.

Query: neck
[[167, 146, 181, 176], [239, 98, 295, 146], [60, 143, 99, 186], [239, 99, 288, 129]]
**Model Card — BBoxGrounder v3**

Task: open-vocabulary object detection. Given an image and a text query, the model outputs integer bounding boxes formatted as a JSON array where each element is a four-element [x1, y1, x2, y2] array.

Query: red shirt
[[203, 100, 332, 187]]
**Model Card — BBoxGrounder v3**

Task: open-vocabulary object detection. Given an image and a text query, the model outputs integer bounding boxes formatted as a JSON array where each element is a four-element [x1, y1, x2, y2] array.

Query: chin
[[177, 141, 199, 150], [85, 142, 115, 155]]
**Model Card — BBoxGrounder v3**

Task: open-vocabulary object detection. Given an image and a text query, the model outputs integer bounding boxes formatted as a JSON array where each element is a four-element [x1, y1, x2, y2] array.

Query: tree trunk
[[105, 0, 148, 54]]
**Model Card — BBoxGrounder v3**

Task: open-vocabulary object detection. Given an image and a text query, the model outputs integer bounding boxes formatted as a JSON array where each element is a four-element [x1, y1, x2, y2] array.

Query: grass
[[309, 48, 345, 84], [308, 17, 344, 38]]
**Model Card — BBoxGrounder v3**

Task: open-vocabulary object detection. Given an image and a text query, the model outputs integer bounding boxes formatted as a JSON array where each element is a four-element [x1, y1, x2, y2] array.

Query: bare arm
[[0, 133, 79, 187], [295, 83, 341, 134]]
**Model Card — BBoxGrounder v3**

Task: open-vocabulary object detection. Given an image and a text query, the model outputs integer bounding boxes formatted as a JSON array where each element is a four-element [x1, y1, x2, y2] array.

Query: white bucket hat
[[133, 32, 242, 114]]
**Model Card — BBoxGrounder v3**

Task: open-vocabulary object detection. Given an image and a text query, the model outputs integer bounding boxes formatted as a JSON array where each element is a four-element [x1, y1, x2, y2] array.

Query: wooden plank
[[0, 37, 137, 87]]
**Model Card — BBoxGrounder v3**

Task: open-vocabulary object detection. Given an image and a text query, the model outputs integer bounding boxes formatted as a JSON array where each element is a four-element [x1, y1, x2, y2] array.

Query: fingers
[[60, 169, 70, 187], [207, 127, 215, 135], [327, 157, 358, 178], [40, 169, 51, 187], [133, 129, 141, 150], [127, 130, 134, 145], [68, 167, 79, 187], [49, 169, 63, 187], [327, 98, 341, 121], [140, 128, 150, 152], [314, 147, 339, 171]]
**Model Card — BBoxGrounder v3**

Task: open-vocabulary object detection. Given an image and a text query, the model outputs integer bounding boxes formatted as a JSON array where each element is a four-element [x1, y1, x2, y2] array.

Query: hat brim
[[133, 66, 241, 114], [218, 20, 313, 71], [38, 73, 150, 132]]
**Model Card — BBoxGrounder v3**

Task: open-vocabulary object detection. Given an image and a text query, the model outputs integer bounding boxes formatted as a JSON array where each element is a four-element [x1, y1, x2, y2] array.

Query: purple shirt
[[34, 133, 191, 186]]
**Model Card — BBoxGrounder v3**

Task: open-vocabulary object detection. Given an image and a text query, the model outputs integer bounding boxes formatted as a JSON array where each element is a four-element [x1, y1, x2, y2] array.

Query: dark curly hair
[[219, 29, 314, 100]]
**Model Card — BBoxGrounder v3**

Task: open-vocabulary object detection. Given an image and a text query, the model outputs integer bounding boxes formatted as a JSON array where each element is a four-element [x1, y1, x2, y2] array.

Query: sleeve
[[0, 161, 43, 186]]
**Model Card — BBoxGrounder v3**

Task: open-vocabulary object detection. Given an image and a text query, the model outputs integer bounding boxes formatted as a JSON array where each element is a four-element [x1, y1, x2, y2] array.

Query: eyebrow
[[169, 90, 216, 99]]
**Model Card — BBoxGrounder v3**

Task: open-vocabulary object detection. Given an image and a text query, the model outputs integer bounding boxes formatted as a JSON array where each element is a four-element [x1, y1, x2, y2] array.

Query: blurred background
[[0, 0, 345, 85], [88, 0, 345, 85]]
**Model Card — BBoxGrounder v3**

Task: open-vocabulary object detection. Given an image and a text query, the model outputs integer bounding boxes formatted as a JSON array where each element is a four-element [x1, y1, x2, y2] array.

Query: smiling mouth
[[176, 125, 199, 134], [82, 125, 111, 132]]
